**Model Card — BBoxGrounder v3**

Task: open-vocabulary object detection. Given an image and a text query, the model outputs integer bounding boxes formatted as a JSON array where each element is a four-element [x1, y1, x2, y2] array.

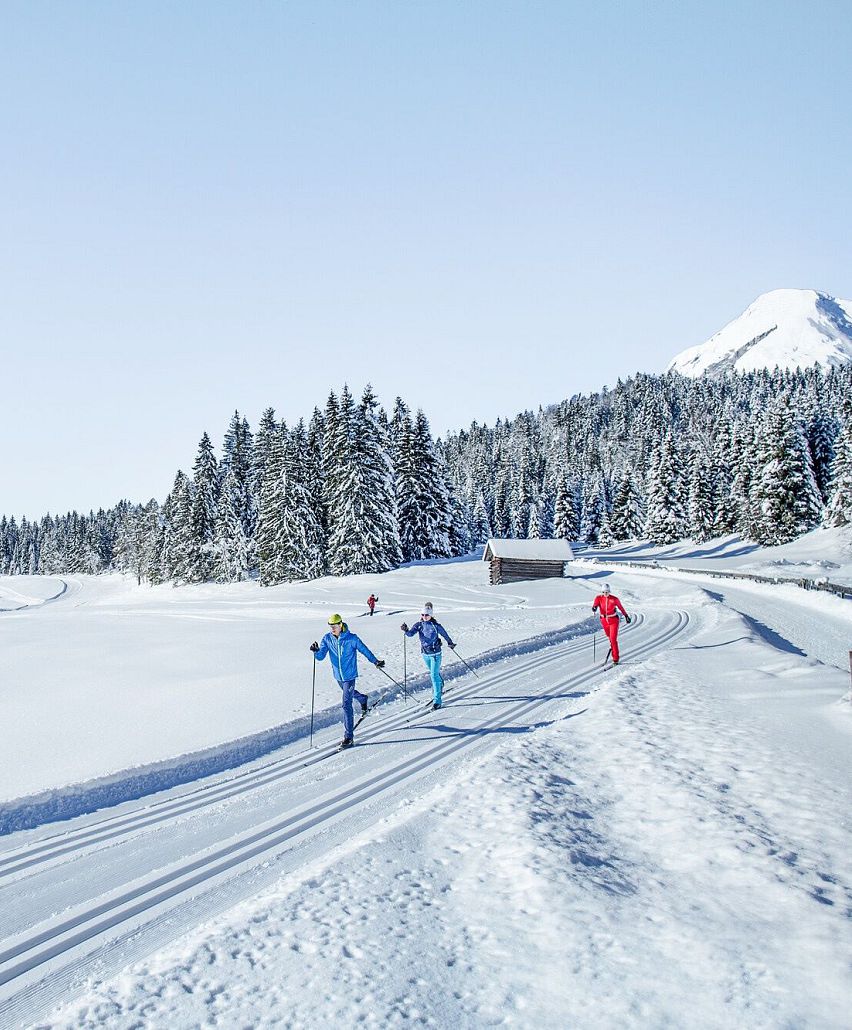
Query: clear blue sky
[[2, 1, 850, 518]]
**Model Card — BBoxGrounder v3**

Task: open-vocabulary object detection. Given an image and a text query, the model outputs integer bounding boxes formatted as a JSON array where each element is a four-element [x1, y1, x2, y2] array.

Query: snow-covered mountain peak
[[667, 288, 852, 378]]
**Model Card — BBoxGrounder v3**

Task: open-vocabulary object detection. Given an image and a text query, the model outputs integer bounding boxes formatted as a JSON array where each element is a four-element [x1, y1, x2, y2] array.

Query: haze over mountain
[[667, 289, 852, 378]]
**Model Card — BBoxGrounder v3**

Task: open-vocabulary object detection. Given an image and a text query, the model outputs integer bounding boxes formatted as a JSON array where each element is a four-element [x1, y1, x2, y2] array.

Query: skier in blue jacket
[[311, 613, 385, 748], [401, 602, 455, 710]]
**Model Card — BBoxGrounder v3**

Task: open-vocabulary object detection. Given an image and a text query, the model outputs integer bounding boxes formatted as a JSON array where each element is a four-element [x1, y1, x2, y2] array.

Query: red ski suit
[[592, 592, 628, 663]]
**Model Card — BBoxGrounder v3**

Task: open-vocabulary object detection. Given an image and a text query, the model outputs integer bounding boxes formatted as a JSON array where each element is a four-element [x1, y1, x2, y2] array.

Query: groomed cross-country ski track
[[0, 606, 691, 1027]]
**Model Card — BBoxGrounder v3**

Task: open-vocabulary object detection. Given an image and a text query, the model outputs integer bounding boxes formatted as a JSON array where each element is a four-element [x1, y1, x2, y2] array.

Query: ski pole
[[449, 646, 479, 678], [376, 664, 405, 691], [593, 633, 596, 661], [602, 646, 612, 668], [403, 634, 408, 702], [309, 655, 317, 749], [367, 667, 409, 712]]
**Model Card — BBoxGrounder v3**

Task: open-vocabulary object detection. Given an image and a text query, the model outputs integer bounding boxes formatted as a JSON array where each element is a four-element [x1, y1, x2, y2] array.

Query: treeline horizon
[[2, 365, 852, 584]]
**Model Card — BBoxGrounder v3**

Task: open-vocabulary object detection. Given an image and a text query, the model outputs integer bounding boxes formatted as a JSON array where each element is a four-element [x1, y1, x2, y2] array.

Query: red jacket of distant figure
[[592, 591, 629, 663], [592, 592, 627, 620]]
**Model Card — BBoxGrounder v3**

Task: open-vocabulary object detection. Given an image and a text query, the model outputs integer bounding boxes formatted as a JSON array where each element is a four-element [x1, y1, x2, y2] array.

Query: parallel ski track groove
[[0, 610, 688, 996], [0, 618, 644, 881]]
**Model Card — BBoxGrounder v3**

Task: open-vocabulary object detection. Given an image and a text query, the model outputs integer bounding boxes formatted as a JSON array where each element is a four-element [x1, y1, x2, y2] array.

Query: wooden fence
[[584, 558, 852, 600]]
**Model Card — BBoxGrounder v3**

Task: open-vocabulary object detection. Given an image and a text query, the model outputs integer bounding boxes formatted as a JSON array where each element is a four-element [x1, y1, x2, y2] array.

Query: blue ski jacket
[[314, 626, 378, 682], [405, 618, 455, 655]]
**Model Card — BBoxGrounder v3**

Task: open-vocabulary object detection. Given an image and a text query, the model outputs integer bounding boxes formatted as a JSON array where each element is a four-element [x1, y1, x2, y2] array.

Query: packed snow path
[[0, 608, 689, 1025]]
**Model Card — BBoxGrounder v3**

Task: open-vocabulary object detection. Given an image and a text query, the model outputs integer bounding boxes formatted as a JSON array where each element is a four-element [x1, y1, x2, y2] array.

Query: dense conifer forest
[[2, 367, 852, 584]]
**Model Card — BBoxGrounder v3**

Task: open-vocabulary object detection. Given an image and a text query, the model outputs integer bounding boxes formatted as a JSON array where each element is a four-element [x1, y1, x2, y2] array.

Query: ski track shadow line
[[362, 708, 587, 746]]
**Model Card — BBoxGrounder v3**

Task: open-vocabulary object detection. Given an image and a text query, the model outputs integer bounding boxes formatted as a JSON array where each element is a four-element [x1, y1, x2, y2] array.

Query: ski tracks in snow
[[0, 609, 691, 1027]]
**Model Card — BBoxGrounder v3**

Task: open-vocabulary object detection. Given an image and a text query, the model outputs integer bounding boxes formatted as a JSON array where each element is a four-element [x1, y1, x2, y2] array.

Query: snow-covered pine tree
[[255, 421, 288, 586], [527, 502, 541, 539], [185, 432, 218, 582], [411, 409, 452, 558], [252, 407, 281, 513], [162, 471, 195, 582], [137, 500, 161, 583], [470, 492, 492, 545], [212, 464, 251, 582], [276, 420, 326, 581], [644, 433, 688, 544], [597, 506, 615, 548], [750, 396, 823, 545], [306, 406, 327, 537], [391, 401, 421, 561], [728, 425, 760, 540], [580, 473, 605, 544], [686, 449, 716, 543], [114, 502, 150, 584], [491, 474, 510, 537], [710, 417, 737, 536], [609, 469, 643, 541], [535, 483, 555, 539], [322, 389, 347, 562], [221, 410, 255, 544], [553, 472, 580, 541], [446, 481, 472, 556], [806, 409, 838, 505], [327, 385, 402, 575], [823, 403, 852, 527]]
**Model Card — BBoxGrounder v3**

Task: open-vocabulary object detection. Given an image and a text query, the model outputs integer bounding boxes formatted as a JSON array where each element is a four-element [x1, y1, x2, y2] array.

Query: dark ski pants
[[338, 678, 368, 739], [600, 615, 620, 662]]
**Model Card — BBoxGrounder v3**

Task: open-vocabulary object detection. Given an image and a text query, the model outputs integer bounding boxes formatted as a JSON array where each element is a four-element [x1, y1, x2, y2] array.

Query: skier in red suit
[[592, 584, 631, 664]]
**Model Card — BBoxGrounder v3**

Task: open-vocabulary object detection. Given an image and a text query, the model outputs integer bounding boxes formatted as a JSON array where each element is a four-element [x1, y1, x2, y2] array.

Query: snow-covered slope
[[2, 551, 849, 1028], [668, 288, 852, 377]]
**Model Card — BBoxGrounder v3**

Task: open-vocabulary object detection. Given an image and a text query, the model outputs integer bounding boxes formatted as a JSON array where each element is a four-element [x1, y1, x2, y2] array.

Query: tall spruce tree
[[823, 404, 852, 527], [276, 421, 326, 580], [326, 385, 402, 575], [687, 450, 716, 543], [255, 421, 288, 586], [221, 410, 255, 543], [644, 433, 687, 544], [553, 473, 579, 541], [751, 396, 823, 545], [807, 409, 837, 505], [212, 464, 252, 582], [186, 432, 218, 581], [610, 469, 644, 541]]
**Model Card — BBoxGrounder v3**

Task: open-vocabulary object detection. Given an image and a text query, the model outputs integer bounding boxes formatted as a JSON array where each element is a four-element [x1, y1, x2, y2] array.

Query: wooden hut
[[483, 538, 575, 585]]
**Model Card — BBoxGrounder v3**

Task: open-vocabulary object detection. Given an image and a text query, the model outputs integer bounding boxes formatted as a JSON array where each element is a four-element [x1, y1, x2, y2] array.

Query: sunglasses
[[421, 613, 431, 618]]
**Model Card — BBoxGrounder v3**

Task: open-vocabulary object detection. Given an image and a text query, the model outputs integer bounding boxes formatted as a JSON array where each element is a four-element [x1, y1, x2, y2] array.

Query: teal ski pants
[[423, 652, 444, 704]]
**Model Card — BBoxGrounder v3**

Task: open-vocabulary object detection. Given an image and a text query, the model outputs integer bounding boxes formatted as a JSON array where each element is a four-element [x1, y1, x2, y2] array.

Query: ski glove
[[310, 641, 319, 652], [375, 659, 385, 669], [592, 606, 598, 614], [625, 615, 631, 624], [400, 622, 409, 632]]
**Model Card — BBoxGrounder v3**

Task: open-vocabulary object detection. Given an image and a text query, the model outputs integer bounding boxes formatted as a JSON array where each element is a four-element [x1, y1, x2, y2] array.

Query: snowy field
[[1, 533, 851, 1028]]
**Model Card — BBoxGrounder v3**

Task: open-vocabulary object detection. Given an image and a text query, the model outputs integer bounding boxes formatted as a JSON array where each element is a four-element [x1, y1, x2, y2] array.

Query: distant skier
[[401, 602, 456, 710], [311, 613, 385, 749], [592, 584, 631, 665], [367, 594, 378, 616]]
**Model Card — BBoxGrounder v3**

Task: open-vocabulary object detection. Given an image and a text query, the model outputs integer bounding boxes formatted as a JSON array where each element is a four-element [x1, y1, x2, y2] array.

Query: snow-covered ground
[[1, 534, 851, 1028]]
